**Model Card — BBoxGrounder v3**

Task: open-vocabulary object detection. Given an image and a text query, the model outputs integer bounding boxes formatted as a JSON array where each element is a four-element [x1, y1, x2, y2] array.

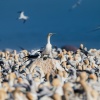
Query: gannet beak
[[51, 33, 56, 36], [48, 33, 56, 37]]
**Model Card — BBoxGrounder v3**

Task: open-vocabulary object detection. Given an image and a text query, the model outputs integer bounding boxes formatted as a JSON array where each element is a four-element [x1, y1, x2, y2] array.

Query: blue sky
[[0, 0, 100, 50]]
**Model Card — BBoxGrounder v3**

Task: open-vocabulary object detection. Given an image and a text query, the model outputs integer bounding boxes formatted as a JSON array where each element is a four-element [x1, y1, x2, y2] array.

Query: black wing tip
[[23, 20, 26, 23]]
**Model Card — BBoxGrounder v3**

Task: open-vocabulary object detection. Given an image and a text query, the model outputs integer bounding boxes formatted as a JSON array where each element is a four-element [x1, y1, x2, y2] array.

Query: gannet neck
[[47, 35, 51, 44]]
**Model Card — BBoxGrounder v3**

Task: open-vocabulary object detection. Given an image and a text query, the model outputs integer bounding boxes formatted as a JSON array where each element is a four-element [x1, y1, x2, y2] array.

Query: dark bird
[[24, 53, 41, 60]]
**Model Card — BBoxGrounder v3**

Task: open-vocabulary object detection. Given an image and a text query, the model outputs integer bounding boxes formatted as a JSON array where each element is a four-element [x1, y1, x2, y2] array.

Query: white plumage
[[42, 33, 55, 58], [18, 11, 29, 23]]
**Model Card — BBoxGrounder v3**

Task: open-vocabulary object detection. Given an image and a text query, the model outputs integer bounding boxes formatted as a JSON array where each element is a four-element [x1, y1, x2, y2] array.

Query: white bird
[[69, 0, 82, 11], [41, 33, 55, 58], [18, 11, 29, 23]]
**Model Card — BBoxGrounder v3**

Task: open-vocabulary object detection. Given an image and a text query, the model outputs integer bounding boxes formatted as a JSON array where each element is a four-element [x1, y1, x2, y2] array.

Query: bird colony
[[0, 33, 100, 100]]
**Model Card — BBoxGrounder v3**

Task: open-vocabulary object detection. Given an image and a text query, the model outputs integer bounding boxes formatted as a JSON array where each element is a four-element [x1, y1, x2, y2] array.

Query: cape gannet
[[41, 33, 55, 58], [18, 11, 29, 23]]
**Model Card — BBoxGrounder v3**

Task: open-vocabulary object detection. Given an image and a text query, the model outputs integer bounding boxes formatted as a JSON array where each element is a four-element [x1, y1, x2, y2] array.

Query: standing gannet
[[41, 33, 55, 58], [18, 11, 29, 23]]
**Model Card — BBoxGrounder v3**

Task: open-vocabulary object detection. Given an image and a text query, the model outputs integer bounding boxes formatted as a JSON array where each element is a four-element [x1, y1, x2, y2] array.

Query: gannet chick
[[18, 11, 29, 23], [80, 80, 98, 100], [41, 33, 55, 58]]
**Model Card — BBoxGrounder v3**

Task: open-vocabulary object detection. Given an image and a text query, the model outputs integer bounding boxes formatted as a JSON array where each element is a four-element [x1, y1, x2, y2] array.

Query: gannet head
[[48, 33, 56, 37], [22, 11, 24, 13]]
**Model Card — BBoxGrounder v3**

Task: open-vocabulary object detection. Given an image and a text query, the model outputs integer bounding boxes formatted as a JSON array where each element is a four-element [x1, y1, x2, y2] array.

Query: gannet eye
[[48, 33, 56, 36], [48, 33, 52, 36]]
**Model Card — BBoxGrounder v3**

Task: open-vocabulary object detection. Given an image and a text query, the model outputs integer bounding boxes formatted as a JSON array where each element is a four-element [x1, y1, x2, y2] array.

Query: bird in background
[[69, 0, 82, 11], [17, 11, 29, 23], [89, 26, 100, 33], [41, 33, 56, 58]]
